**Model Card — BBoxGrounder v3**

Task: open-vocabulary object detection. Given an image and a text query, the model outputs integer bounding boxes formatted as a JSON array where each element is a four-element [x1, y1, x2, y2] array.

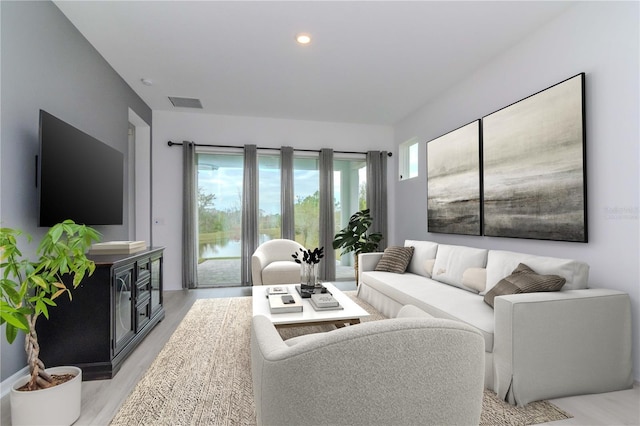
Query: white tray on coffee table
[[252, 282, 369, 328]]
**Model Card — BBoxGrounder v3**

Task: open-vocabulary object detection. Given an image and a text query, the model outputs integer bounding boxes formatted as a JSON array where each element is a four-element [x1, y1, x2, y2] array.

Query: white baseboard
[[0, 366, 28, 399]]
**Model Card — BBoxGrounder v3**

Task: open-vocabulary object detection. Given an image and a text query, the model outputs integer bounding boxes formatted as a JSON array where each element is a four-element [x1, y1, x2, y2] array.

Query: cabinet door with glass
[[113, 264, 135, 355], [150, 253, 163, 315]]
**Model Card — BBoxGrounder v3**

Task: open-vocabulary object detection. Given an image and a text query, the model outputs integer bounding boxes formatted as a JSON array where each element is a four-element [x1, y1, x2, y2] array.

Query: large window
[[194, 149, 368, 287], [293, 156, 320, 249], [334, 158, 367, 279], [196, 152, 243, 286], [258, 155, 281, 240]]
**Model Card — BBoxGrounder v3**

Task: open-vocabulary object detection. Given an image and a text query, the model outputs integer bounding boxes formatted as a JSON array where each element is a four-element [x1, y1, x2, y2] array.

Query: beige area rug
[[111, 293, 572, 425]]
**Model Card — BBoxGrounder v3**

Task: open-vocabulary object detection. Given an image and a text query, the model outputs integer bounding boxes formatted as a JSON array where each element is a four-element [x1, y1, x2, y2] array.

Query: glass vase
[[300, 263, 318, 290]]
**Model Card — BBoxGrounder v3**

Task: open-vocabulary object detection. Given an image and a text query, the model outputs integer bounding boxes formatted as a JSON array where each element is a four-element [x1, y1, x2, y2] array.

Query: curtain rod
[[167, 141, 392, 157]]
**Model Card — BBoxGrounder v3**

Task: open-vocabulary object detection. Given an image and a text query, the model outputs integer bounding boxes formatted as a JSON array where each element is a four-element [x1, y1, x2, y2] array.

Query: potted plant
[[332, 209, 383, 282], [1, 220, 101, 426]]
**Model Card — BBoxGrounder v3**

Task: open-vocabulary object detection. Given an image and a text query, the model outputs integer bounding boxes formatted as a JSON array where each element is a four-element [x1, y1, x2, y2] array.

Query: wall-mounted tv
[[38, 110, 124, 227]]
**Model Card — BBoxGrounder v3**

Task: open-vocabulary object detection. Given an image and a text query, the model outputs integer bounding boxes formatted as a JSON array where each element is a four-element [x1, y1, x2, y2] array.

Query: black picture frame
[[427, 120, 482, 236], [482, 73, 587, 242]]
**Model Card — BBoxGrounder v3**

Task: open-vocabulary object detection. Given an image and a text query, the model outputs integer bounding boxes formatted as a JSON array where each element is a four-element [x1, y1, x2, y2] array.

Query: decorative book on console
[[89, 241, 146, 255]]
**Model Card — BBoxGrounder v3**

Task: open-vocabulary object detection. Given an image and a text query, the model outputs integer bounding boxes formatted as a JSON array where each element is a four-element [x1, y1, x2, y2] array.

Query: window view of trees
[[293, 156, 319, 249], [258, 155, 281, 240], [294, 191, 320, 249], [197, 188, 241, 242]]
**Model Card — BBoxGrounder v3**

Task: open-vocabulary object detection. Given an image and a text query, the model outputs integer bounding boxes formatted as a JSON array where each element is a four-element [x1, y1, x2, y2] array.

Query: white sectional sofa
[[357, 240, 634, 406]]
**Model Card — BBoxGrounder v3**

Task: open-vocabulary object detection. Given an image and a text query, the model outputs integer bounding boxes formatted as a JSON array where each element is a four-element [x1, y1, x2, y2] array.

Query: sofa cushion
[[360, 271, 494, 352], [484, 250, 589, 295], [432, 244, 488, 289], [404, 240, 438, 277], [462, 268, 487, 293], [375, 246, 414, 273], [484, 263, 566, 308]]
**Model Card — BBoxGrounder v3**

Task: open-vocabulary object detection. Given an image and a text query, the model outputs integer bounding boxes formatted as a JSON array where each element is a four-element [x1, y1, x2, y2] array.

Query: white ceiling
[[54, 1, 574, 125]]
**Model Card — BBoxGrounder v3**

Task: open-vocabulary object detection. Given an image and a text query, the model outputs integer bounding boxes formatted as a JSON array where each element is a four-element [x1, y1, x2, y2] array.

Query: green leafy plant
[[332, 209, 383, 280], [0, 220, 101, 391]]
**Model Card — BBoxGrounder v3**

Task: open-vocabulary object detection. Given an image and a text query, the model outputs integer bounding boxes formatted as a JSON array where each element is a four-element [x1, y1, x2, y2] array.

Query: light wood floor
[[2, 284, 638, 425]]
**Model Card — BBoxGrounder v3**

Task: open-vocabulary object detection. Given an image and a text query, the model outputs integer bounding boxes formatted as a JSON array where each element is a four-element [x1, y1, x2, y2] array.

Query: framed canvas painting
[[427, 120, 481, 235], [482, 73, 587, 242]]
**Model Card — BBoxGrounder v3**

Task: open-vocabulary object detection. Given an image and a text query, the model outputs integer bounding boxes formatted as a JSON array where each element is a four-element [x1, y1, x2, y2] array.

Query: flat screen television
[[38, 110, 124, 227]]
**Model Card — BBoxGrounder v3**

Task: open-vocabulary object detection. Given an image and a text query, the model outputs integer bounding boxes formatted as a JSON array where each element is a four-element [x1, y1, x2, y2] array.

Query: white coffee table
[[252, 282, 369, 328]]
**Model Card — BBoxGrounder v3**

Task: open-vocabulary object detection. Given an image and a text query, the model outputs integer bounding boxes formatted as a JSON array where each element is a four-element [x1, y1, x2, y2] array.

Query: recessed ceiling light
[[296, 33, 311, 45]]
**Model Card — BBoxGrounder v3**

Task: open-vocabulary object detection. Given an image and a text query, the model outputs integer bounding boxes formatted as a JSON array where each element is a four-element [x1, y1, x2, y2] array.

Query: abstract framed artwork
[[482, 73, 587, 242], [427, 120, 482, 235]]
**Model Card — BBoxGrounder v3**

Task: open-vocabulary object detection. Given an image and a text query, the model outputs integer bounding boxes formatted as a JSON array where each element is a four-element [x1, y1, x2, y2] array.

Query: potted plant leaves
[[1, 220, 101, 425], [332, 209, 383, 282]]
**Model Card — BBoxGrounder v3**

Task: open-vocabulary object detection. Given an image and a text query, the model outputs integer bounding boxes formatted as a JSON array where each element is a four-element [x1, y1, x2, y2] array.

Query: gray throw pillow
[[374, 246, 415, 274], [484, 263, 566, 308]]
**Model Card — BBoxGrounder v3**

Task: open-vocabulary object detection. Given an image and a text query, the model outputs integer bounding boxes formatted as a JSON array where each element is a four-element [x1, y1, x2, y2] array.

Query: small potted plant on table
[[292, 246, 324, 292], [1, 220, 100, 426]]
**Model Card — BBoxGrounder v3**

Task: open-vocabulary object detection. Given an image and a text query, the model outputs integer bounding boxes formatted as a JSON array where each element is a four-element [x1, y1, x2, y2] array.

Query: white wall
[[393, 2, 639, 380], [152, 111, 394, 291]]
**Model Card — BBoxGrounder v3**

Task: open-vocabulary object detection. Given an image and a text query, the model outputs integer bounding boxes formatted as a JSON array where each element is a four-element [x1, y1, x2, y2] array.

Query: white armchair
[[251, 239, 305, 285], [250, 305, 486, 426]]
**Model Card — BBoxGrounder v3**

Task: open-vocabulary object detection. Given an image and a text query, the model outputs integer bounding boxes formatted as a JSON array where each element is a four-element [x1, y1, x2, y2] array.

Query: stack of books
[[309, 293, 343, 311], [267, 286, 289, 296], [268, 294, 303, 314], [89, 241, 146, 255]]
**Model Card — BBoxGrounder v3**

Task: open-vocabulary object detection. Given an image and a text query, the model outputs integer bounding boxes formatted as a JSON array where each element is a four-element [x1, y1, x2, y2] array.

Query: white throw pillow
[[462, 268, 487, 293], [431, 244, 488, 289], [423, 259, 435, 278], [404, 240, 438, 277], [483, 250, 589, 295]]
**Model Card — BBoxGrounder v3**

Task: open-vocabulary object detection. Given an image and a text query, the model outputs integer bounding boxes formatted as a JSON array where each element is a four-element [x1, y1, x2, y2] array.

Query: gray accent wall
[[393, 2, 639, 381], [1, 1, 152, 381]]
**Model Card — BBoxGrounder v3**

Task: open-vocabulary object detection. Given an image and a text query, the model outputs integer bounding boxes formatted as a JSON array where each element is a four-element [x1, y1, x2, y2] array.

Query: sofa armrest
[[250, 315, 290, 422], [493, 289, 633, 406], [358, 252, 383, 274]]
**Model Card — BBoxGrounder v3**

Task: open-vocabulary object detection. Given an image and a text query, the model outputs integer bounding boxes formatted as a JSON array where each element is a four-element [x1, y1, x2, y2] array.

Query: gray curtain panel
[[242, 144, 259, 285], [280, 146, 295, 240], [367, 150, 388, 251], [182, 141, 198, 289], [319, 148, 336, 281]]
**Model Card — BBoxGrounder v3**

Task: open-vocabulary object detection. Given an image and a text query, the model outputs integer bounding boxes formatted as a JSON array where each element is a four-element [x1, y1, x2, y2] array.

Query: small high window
[[399, 138, 419, 180]]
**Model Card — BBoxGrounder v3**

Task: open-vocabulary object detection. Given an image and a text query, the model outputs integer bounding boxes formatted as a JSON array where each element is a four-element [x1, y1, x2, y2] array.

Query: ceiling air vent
[[168, 97, 203, 109]]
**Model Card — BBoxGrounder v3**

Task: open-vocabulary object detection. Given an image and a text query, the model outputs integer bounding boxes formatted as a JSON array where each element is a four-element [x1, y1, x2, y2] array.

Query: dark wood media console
[[37, 247, 165, 380]]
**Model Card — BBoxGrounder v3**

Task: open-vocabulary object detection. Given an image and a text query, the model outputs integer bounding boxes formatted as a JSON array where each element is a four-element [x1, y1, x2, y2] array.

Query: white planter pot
[[10, 366, 82, 426]]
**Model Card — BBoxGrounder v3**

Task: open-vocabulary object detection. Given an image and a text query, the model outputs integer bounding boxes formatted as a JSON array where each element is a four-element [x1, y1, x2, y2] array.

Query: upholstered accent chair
[[250, 305, 486, 425], [251, 239, 305, 285]]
